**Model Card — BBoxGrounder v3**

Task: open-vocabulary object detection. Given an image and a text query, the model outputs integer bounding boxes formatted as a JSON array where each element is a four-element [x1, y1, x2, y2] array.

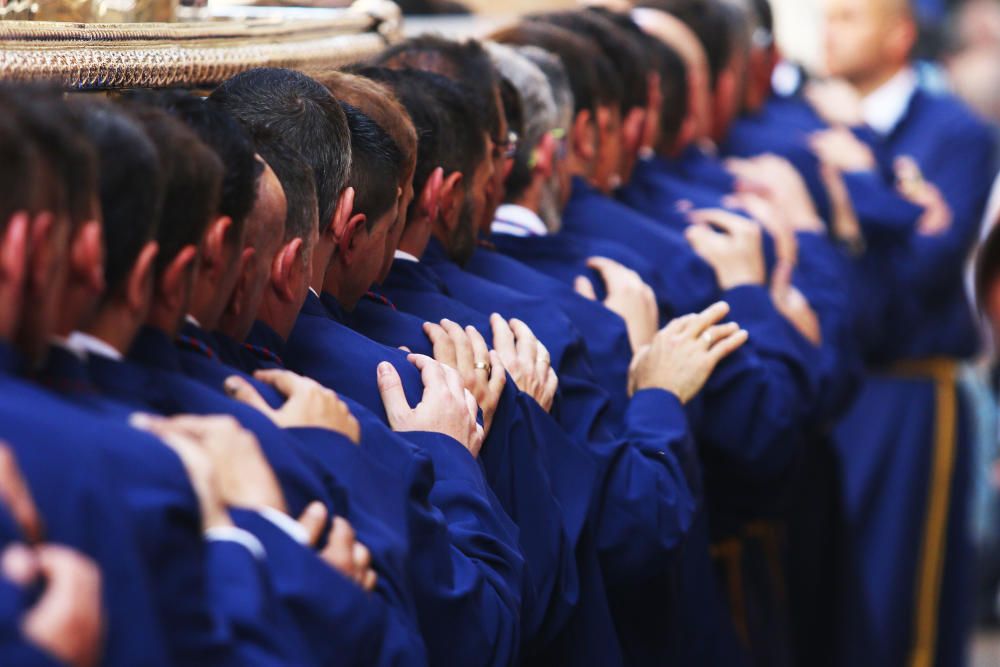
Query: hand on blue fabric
[[319, 517, 378, 593], [0, 443, 42, 544], [629, 302, 749, 402], [490, 314, 558, 413], [377, 355, 484, 457], [225, 370, 361, 443], [580, 256, 659, 354], [3, 542, 104, 667], [424, 319, 506, 436], [686, 210, 767, 289]]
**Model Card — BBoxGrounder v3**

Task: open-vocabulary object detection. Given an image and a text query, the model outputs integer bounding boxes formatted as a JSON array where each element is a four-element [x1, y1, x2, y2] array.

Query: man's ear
[[572, 110, 596, 162], [415, 167, 445, 226], [27, 212, 55, 292], [623, 108, 648, 156], [713, 69, 737, 135], [126, 241, 159, 314], [327, 187, 356, 246], [533, 133, 558, 180], [70, 220, 106, 295], [271, 238, 304, 303], [672, 114, 698, 155], [0, 213, 29, 294], [886, 17, 917, 62], [437, 171, 464, 231], [157, 244, 198, 313], [338, 212, 368, 265], [223, 246, 256, 322], [202, 215, 233, 275]]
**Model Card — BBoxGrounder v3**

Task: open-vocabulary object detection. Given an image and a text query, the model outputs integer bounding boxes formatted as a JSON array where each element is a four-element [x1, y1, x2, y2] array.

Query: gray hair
[[511, 45, 575, 231], [516, 45, 574, 135], [485, 41, 558, 184]]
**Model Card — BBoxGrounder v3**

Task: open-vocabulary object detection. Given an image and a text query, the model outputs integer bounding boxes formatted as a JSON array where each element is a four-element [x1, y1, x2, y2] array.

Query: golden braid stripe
[[889, 358, 959, 667]]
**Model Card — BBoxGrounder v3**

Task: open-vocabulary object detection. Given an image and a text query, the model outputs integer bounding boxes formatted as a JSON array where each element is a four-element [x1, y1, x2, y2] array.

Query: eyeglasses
[[752, 28, 773, 49], [527, 127, 567, 169], [493, 131, 519, 160]]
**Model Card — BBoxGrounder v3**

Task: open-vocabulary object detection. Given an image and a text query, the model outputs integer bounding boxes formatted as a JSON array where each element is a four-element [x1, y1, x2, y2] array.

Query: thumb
[[376, 362, 412, 427], [574, 275, 597, 301], [297, 501, 328, 548], [224, 376, 275, 416], [770, 260, 793, 301]]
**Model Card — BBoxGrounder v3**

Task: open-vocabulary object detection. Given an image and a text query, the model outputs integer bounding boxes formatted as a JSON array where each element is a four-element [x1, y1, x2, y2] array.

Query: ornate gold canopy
[[0, 0, 402, 89]]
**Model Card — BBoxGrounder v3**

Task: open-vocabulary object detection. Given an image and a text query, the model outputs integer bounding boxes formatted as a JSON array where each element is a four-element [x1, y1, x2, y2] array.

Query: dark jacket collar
[[0, 339, 23, 376], [383, 257, 449, 295], [244, 320, 288, 368], [127, 326, 183, 373]]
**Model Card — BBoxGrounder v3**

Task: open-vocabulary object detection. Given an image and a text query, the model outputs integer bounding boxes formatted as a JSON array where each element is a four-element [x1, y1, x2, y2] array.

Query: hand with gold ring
[[491, 314, 559, 412], [629, 302, 750, 402], [424, 319, 506, 435]]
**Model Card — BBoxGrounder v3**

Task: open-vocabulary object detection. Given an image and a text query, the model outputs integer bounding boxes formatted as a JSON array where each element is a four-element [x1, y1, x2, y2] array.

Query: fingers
[[700, 322, 741, 347], [1, 543, 39, 585], [584, 256, 621, 287], [0, 443, 42, 544], [467, 326, 491, 371], [441, 320, 474, 375], [689, 302, 731, 337], [296, 501, 328, 548], [361, 568, 378, 593], [23, 545, 104, 667], [376, 362, 412, 427], [442, 365, 468, 409], [224, 375, 275, 417], [574, 275, 597, 301], [463, 388, 479, 424], [408, 353, 447, 389], [770, 260, 794, 297], [352, 542, 376, 592], [709, 328, 750, 363], [489, 313, 516, 360], [541, 367, 559, 411], [509, 318, 538, 372], [487, 349, 507, 397], [251, 369, 306, 401], [688, 209, 752, 234], [423, 322, 457, 369], [324, 516, 356, 581], [534, 342, 552, 390]]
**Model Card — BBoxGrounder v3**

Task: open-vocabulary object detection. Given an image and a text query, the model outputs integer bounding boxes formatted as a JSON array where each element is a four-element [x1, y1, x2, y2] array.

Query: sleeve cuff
[[204, 526, 267, 561], [255, 507, 309, 546]]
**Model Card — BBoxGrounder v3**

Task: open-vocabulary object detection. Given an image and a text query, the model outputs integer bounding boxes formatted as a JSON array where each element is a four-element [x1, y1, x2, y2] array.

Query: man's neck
[[310, 243, 334, 295], [83, 307, 138, 357], [852, 63, 908, 98], [397, 222, 430, 260], [511, 180, 544, 217], [254, 296, 294, 343]]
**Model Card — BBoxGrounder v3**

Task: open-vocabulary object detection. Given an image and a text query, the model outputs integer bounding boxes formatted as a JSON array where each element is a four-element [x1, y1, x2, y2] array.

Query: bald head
[[824, 0, 917, 91], [632, 7, 713, 141]]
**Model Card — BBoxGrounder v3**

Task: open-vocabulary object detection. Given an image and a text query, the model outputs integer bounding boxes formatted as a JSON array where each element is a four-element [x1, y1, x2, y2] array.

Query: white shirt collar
[[862, 67, 918, 136], [308, 287, 320, 299], [492, 204, 548, 238], [184, 314, 202, 330], [66, 331, 123, 362], [49, 336, 86, 360], [393, 249, 419, 263]]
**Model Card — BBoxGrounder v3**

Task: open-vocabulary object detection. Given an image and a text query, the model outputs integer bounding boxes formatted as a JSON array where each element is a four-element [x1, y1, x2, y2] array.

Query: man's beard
[[538, 172, 563, 234], [451, 196, 478, 266]]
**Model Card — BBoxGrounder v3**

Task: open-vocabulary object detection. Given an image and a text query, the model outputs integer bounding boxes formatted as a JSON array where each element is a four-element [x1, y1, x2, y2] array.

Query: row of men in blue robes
[[1, 0, 995, 665], [0, 26, 743, 667]]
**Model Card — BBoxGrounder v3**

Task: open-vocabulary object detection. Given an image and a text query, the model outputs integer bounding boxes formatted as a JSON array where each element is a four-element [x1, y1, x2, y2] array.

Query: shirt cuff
[[256, 506, 309, 546], [204, 526, 267, 561]]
